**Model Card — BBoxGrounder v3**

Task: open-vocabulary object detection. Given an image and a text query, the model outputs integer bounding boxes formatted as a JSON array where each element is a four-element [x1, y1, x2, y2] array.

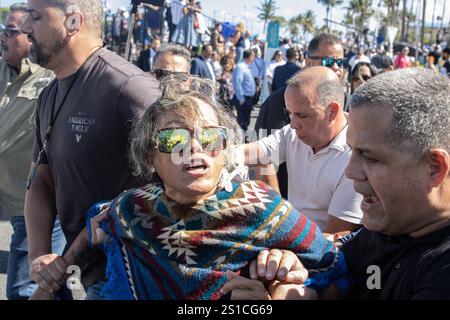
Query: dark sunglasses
[[152, 69, 188, 81], [0, 27, 21, 38], [309, 56, 345, 68], [157, 126, 228, 153], [352, 74, 372, 82]]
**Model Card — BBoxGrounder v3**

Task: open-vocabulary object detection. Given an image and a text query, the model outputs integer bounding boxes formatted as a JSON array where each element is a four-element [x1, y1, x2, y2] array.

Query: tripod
[[124, 0, 165, 61], [124, 0, 141, 61]]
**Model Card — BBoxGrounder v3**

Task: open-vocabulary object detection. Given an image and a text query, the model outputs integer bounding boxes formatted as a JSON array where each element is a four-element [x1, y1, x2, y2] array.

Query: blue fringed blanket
[[86, 181, 350, 300]]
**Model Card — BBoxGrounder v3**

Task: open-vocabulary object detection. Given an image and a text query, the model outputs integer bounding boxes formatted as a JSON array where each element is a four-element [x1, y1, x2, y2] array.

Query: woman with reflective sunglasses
[[32, 77, 351, 300]]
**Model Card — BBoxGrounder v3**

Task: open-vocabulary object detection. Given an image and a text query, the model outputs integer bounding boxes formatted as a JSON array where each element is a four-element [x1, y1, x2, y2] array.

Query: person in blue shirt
[[232, 49, 256, 131]]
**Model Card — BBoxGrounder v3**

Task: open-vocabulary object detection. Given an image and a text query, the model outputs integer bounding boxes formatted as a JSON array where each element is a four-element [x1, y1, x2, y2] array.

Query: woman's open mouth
[[183, 159, 209, 176], [185, 164, 207, 173]]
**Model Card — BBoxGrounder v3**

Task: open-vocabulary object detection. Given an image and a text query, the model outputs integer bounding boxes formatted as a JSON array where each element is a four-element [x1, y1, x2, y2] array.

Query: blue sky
[[1, 0, 448, 33]]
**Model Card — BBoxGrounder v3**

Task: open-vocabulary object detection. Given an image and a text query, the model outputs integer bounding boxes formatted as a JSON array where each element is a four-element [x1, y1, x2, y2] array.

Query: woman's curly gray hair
[[130, 75, 244, 178]]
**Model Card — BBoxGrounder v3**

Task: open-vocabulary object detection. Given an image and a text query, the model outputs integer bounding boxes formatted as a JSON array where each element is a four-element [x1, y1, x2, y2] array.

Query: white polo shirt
[[257, 125, 363, 231]]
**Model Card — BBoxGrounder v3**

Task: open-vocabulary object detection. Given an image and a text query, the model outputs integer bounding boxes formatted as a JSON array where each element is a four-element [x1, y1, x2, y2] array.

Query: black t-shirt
[[33, 48, 160, 285], [444, 61, 450, 75], [341, 226, 450, 299]]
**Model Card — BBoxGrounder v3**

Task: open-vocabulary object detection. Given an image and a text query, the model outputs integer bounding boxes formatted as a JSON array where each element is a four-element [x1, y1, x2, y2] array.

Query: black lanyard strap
[[26, 72, 79, 190]]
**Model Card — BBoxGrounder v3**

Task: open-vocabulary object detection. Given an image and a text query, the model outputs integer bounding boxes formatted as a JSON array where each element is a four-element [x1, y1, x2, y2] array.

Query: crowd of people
[[0, 0, 450, 301]]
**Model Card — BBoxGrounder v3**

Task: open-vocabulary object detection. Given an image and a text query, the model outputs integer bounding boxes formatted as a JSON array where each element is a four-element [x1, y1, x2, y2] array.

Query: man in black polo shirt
[[230, 68, 450, 300]]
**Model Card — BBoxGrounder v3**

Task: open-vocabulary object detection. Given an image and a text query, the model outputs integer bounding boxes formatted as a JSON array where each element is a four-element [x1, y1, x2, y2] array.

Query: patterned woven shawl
[[86, 181, 350, 300]]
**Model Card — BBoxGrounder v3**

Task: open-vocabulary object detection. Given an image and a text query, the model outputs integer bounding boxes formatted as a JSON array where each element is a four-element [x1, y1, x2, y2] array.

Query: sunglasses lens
[[154, 69, 169, 80], [199, 127, 227, 151], [2, 28, 19, 37], [158, 128, 190, 153], [322, 58, 344, 68]]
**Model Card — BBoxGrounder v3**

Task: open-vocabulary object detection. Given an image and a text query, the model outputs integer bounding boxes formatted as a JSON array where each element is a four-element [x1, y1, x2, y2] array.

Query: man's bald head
[[287, 66, 345, 110]]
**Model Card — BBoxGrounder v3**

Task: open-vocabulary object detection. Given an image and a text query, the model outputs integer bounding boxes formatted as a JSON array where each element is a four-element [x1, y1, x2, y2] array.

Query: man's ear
[[327, 102, 340, 122], [426, 149, 450, 189], [65, 12, 83, 35]]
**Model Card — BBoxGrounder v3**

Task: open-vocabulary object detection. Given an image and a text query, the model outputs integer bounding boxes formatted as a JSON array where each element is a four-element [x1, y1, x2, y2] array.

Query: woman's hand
[[249, 249, 308, 284], [220, 270, 271, 300], [90, 208, 109, 246]]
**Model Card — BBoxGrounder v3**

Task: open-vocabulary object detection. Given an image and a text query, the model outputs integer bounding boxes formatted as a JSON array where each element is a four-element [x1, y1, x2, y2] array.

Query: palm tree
[[288, 16, 301, 39], [354, 0, 373, 31], [298, 10, 316, 40], [343, 11, 354, 26], [256, 0, 279, 33], [271, 15, 287, 27], [404, 9, 416, 42], [383, 0, 401, 26], [431, 0, 437, 30], [317, 0, 344, 32]]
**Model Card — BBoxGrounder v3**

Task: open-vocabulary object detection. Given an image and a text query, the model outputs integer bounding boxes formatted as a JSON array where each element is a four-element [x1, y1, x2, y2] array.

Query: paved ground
[[0, 109, 260, 300]]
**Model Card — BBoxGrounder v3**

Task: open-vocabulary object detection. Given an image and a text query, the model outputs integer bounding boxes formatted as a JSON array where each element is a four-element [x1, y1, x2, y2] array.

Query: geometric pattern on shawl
[[87, 181, 350, 300]]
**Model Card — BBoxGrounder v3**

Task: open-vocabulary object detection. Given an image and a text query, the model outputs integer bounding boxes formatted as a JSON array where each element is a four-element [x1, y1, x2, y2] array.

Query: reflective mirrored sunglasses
[[157, 126, 228, 153], [152, 69, 188, 81], [0, 27, 21, 38], [309, 56, 345, 68]]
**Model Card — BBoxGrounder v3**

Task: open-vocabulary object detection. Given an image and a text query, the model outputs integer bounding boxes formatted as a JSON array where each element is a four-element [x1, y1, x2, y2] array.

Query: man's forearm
[[254, 165, 280, 194], [234, 143, 271, 168], [63, 228, 92, 267], [24, 164, 57, 263]]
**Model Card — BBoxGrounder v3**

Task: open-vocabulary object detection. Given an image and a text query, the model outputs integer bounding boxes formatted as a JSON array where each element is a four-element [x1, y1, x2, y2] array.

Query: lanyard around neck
[[26, 72, 80, 190]]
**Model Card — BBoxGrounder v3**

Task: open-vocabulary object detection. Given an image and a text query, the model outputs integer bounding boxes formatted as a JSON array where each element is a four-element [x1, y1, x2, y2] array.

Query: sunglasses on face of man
[[0, 27, 22, 38], [152, 69, 189, 81], [308, 56, 345, 68]]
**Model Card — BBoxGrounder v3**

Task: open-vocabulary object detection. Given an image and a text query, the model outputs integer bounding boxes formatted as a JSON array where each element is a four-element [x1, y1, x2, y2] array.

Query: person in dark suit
[[137, 36, 161, 72], [271, 48, 300, 92], [255, 85, 290, 199], [190, 44, 215, 80]]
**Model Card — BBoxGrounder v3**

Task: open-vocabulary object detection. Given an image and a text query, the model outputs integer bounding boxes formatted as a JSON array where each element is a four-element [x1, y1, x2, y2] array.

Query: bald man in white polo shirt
[[236, 66, 362, 235]]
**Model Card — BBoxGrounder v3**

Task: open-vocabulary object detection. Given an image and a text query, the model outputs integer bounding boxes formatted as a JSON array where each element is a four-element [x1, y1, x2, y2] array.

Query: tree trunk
[[326, 6, 330, 32], [431, 0, 437, 29], [440, 0, 446, 30], [401, 0, 407, 41], [421, 0, 427, 49]]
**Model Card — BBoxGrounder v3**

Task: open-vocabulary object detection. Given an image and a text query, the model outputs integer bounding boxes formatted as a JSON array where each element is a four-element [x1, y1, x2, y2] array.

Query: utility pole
[[421, 0, 427, 49]]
